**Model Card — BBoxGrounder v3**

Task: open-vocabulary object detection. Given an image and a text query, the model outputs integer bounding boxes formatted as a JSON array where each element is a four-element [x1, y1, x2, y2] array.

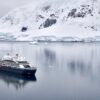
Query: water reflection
[[43, 49, 56, 67], [0, 72, 36, 90], [31, 43, 100, 81], [67, 48, 100, 80], [0, 42, 100, 100], [68, 60, 91, 75]]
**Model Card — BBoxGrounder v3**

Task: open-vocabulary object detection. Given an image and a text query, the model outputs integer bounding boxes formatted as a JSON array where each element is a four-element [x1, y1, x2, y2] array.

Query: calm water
[[0, 42, 100, 100]]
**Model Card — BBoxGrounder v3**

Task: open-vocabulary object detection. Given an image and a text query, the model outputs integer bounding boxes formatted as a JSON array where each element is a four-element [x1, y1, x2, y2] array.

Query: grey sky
[[0, 0, 35, 17]]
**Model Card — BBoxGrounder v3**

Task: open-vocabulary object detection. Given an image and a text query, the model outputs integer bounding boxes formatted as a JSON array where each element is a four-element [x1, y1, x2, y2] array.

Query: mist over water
[[0, 42, 100, 100]]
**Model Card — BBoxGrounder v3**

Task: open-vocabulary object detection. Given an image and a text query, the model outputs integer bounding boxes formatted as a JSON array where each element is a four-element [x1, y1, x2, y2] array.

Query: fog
[[0, 0, 37, 17]]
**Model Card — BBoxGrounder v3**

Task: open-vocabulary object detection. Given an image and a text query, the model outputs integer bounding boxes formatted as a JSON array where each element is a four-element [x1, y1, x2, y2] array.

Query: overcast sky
[[0, 0, 36, 17]]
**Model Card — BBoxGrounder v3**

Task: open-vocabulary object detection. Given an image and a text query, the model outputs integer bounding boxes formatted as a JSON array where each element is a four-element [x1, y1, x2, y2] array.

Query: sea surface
[[0, 42, 100, 100]]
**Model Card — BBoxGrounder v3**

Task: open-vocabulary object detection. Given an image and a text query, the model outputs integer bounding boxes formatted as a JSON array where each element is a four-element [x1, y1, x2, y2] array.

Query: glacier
[[0, 0, 100, 42]]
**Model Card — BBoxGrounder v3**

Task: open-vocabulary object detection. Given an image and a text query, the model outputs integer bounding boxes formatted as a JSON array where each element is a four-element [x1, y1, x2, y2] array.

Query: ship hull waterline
[[0, 66, 37, 77]]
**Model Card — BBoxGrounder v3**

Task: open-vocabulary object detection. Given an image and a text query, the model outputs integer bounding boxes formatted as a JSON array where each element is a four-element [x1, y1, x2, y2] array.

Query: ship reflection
[[0, 72, 37, 90]]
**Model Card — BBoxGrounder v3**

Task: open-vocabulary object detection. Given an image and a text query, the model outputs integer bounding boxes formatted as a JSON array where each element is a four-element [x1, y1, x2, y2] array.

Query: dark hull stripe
[[0, 66, 36, 76]]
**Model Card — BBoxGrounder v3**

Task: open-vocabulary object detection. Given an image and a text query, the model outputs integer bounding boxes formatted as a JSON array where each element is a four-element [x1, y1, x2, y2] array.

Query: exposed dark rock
[[5, 15, 14, 25], [40, 18, 57, 28], [91, 26, 95, 29], [42, 5, 51, 11], [50, 14, 56, 17], [50, 14, 58, 18], [76, 12, 86, 18], [44, 18, 57, 28], [38, 15, 44, 19], [81, 5, 90, 8], [36, 15, 44, 22], [68, 9, 77, 18], [21, 27, 28, 32], [68, 5, 93, 18]]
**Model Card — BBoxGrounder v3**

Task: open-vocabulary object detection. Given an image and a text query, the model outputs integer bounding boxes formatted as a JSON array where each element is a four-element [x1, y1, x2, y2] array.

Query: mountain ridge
[[0, 0, 100, 41]]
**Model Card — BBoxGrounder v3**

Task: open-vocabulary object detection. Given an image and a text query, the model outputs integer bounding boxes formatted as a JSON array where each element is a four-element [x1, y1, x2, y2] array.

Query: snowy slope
[[0, 0, 100, 41]]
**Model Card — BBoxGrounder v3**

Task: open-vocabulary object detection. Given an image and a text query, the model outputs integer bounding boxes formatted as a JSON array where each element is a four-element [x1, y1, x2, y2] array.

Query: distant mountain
[[0, 0, 100, 41]]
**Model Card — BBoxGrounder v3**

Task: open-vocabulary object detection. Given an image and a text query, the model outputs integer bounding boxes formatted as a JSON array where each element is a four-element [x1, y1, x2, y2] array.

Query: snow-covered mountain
[[0, 0, 100, 41]]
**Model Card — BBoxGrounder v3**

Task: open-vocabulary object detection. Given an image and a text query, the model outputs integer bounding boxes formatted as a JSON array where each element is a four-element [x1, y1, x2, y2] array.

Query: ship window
[[24, 65, 30, 68]]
